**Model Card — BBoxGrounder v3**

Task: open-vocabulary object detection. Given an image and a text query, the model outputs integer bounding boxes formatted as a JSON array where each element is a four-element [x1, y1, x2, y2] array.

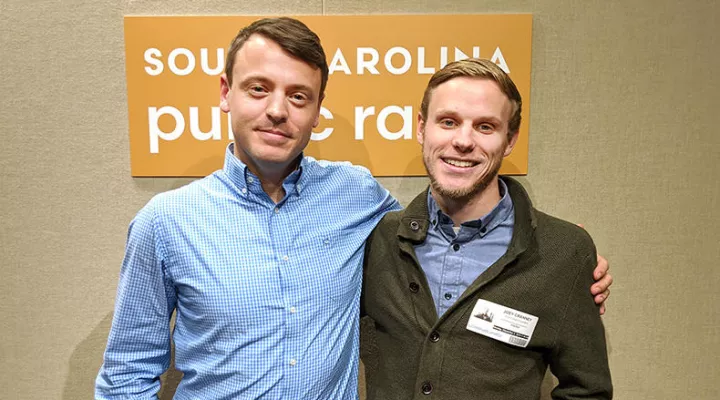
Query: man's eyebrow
[[237, 74, 272, 86], [476, 116, 502, 125], [432, 109, 460, 118]]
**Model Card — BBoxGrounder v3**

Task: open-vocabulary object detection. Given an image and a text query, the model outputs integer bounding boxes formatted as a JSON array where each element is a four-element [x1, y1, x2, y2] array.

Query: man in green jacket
[[362, 58, 612, 399]]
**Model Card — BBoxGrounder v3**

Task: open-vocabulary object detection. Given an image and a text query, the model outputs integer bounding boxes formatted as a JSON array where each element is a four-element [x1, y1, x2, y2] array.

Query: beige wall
[[2, 0, 718, 399]]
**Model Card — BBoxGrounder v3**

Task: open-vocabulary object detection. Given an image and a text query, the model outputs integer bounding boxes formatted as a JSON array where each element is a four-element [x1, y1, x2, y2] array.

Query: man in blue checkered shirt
[[96, 17, 612, 400]]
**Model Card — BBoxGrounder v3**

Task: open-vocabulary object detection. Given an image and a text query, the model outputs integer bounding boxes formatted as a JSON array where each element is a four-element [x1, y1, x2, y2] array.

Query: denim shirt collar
[[427, 178, 514, 242]]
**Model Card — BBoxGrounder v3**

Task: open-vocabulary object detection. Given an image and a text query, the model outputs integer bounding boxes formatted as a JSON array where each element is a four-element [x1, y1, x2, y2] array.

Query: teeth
[[444, 159, 475, 168]]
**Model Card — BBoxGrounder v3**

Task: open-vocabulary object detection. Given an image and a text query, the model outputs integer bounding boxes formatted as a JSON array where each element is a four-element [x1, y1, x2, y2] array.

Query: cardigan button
[[410, 220, 420, 231], [409, 282, 420, 293], [429, 331, 440, 343], [421, 381, 433, 395]]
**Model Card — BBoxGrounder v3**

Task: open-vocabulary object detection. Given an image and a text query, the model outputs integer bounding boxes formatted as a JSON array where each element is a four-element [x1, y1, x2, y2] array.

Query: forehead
[[429, 77, 512, 121], [232, 34, 321, 89]]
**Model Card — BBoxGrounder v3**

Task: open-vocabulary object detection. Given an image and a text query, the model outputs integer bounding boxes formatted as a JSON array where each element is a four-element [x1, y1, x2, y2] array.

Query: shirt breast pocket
[[310, 232, 362, 303]]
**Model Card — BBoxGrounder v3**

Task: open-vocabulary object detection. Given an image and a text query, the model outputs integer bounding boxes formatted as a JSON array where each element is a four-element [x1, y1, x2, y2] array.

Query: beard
[[423, 147, 503, 202]]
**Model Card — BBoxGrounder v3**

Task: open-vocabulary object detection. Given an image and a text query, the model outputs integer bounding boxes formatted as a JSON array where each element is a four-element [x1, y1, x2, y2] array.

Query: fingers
[[594, 254, 609, 280], [594, 288, 610, 303], [592, 265, 613, 292], [592, 253, 611, 294], [595, 288, 610, 315]]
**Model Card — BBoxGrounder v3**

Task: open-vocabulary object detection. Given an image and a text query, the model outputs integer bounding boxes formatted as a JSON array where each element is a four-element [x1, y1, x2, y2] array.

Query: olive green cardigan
[[361, 177, 612, 400]]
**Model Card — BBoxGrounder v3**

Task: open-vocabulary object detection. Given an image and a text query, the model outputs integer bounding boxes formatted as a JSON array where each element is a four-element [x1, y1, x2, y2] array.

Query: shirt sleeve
[[358, 165, 403, 221], [95, 200, 177, 399], [549, 246, 613, 400], [374, 186, 402, 221]]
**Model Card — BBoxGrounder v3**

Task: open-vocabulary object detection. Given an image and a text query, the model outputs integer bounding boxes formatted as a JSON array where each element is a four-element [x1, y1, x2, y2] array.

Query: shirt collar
[[427, 178, 514, 241], [223, 143, 308, 199]]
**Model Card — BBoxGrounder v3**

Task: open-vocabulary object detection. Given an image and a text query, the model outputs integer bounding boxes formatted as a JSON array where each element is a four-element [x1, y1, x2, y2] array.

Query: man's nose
[[451, 124, 475, 152], [266, 93, 288, 124]]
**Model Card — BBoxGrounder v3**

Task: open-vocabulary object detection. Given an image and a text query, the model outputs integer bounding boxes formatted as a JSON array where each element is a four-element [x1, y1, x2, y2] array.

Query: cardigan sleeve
[[549, 247, 613, 399]]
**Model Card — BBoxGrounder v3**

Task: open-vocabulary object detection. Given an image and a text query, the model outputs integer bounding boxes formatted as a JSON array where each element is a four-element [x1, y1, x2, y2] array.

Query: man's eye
[[249, 85, 266, 94], [478, 123, 494, 131], [291, 93, 308, 102], [440, 119, 455, 127]]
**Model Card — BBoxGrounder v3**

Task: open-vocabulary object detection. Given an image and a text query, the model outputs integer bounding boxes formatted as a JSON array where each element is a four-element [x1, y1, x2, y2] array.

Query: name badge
[[466, 299, 538, 348]]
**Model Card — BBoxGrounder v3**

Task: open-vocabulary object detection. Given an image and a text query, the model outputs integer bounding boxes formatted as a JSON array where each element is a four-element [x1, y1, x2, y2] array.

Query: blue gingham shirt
[[416, 179, 514, 317], [96, 144, 400, 399]]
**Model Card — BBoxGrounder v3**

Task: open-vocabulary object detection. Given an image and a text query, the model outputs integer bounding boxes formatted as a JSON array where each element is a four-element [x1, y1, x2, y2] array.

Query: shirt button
[[289, 359, 297, 366], [282, 255, 289, 261], [409, 282, 420, 293], [241, 188, 247, 194], [480, 226, 487, 234], [444, 292, 452, 300], [289, 306, 296, 313], [248, 177, 254, 183], [429, 331, 440, 343], [274, 207, 280, 214], [421, 381, 433, 395], [452, 243, 460, 251]]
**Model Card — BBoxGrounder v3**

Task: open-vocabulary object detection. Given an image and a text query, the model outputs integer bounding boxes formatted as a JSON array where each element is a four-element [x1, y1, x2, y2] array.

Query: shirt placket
[[440, 237, 464, 316], [268, 197, 306, 396]]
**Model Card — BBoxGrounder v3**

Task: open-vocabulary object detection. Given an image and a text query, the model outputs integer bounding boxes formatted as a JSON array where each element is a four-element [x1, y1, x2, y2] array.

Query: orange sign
[[124, 15, 533, 176]]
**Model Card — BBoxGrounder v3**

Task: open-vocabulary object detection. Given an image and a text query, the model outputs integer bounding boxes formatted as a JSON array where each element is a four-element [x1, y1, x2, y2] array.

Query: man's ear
[[504, 131, 520, 157], [220, 73, 231, 113], [417, 112, 426, 145]]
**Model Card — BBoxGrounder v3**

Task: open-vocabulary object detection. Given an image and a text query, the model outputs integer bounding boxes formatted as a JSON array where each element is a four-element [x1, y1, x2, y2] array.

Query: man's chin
[[431, 181, 475, 200], [430, 174, 498, 201], [255, 149, 304, 168]]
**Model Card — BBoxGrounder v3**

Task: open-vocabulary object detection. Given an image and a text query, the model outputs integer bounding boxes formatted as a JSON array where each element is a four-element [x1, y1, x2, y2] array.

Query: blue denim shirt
[[415, 179, 514, 317]]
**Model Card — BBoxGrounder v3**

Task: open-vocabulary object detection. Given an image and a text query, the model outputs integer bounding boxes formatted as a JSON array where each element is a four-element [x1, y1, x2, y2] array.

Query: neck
[[234, 145, 299, 204], [259, 179, 288, 204], [433, 178, 502, 226]]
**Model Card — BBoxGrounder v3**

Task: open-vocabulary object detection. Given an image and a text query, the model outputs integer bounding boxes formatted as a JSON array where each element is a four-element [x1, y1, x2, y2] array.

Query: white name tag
[[466, 299, 538, 348]]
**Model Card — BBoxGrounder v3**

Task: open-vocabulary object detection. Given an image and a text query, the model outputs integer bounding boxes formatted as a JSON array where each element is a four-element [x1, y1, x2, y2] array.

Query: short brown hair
[[224, 17, 329, 97], [420, 58, 522, 136]]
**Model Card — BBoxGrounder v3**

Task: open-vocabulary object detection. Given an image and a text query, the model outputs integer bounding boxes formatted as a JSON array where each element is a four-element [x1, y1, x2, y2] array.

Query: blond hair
[[420, 58, 522, 136]]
